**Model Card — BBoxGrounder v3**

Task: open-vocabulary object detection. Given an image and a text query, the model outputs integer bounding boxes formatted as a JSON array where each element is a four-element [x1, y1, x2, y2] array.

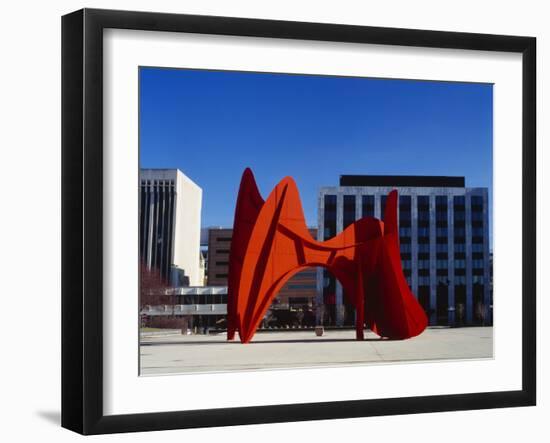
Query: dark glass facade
[[318, 187, 490, 328], [140, 179, 176, 280]]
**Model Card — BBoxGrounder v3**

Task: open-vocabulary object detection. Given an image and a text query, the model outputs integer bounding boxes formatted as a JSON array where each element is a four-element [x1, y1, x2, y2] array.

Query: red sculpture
[[227, 168, 427, 343]]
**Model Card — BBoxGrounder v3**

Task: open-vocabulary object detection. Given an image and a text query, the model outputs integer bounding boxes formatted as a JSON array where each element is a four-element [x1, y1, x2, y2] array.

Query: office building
[[318, 175, 491, 327], [207, 227, 318, 315], [207, 228, 233, 286], [140, 169, 203, 287], [141, 286, 227, 332]]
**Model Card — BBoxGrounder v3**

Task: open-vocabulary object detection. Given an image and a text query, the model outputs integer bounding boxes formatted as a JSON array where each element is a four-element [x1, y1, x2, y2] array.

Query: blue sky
[[140, 67, 493, 231]]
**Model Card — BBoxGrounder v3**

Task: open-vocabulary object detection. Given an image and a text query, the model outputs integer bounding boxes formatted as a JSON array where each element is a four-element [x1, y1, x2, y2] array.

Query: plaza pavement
[[139, 326, 493, 375]]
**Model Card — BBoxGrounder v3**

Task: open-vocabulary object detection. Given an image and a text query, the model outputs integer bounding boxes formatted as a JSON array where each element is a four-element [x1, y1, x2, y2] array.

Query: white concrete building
[[140, 169, 203, 286]]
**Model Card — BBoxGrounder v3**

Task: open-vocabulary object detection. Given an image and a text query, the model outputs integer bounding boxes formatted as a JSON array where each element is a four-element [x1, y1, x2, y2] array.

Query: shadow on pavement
[[141, 337, 393, 346]]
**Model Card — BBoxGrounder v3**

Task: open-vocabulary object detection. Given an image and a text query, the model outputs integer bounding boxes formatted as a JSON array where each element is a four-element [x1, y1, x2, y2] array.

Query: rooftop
[[339, 175, 465, 188]]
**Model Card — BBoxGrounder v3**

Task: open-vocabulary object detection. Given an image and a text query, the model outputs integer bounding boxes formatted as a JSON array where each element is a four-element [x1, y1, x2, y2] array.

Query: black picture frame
[[61, 8, 536, 435]]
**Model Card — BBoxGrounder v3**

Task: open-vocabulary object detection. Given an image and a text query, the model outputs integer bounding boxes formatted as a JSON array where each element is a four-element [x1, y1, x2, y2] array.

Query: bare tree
[[140, 262, 190, 330], [139, 261, 172, 309]]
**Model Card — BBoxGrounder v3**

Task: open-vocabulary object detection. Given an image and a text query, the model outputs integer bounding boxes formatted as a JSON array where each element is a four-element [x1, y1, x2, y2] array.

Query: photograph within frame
[[138, 66, 494, 376]]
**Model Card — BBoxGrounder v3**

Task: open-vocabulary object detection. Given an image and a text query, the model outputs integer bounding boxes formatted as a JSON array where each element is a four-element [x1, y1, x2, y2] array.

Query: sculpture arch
[[227, 168, 428, 343]]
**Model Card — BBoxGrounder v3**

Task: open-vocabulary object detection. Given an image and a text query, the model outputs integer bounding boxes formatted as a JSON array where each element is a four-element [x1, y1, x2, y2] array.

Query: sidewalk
[[140, 326, 493, 375]]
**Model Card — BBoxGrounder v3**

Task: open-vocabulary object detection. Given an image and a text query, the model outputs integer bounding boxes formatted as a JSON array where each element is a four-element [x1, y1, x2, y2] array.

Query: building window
[[472, 227, 484, 236], [472, 212, 484, 221], [473, 276, 485, 284], [287, 284, 316, 290], [295, 271, 317, 278], [472, 244, 484, 253], [399, 195, 411, 208], [454, 195, 465, 209], [324, 195, 337, 240], [417, 195, 430, 261], [418, 227, 429, 237], [399, 195, 412, 224], [471, 195, 484, 211], [289, 297, 311, 305], [455, 276, 466, 285], [453, 195, 466, 260], [418, 260, 430, 269], [417, 196, 429, 211], [362, 195, 374, 217], [418, 243, 430, 253], [343, 195, 356, 229], [454, 227, 465, 236], [400, 243, 412, 253], [472, 259, 485, 269], [418, 276, 431, 286], [436, 195, 447, 206], [436, 196, 448, 232], [418, 212, 430, 223], [453, 195, 466, 245]]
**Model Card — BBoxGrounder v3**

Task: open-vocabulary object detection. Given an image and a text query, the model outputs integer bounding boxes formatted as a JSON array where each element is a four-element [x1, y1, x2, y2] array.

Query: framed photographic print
[[61, 8, 536, 435]]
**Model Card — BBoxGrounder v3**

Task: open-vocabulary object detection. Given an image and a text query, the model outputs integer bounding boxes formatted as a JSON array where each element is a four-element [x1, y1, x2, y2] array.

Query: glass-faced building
[[317, 175, 491, 328]]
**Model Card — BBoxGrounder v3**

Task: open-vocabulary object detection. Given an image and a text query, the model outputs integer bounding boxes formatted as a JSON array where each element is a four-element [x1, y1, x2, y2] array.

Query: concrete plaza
[[140, 326, 493, 375]]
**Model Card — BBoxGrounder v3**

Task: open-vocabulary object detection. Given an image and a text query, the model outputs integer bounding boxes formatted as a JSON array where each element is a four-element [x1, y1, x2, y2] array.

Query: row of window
[[417, 276, 486, 286], [291, 271, 317, 279], [179, 294, 228, 305], [325, 195, 487, 248], [140, 179, 175, 187], [404, 259, 485, 269], [324, 195, 485, 216], [140, 183, 176, 280], [285, 284, 317, 290], [401, 243, 485, 254], [335, 213, 482, 227], [398, 226, 484, 238]]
